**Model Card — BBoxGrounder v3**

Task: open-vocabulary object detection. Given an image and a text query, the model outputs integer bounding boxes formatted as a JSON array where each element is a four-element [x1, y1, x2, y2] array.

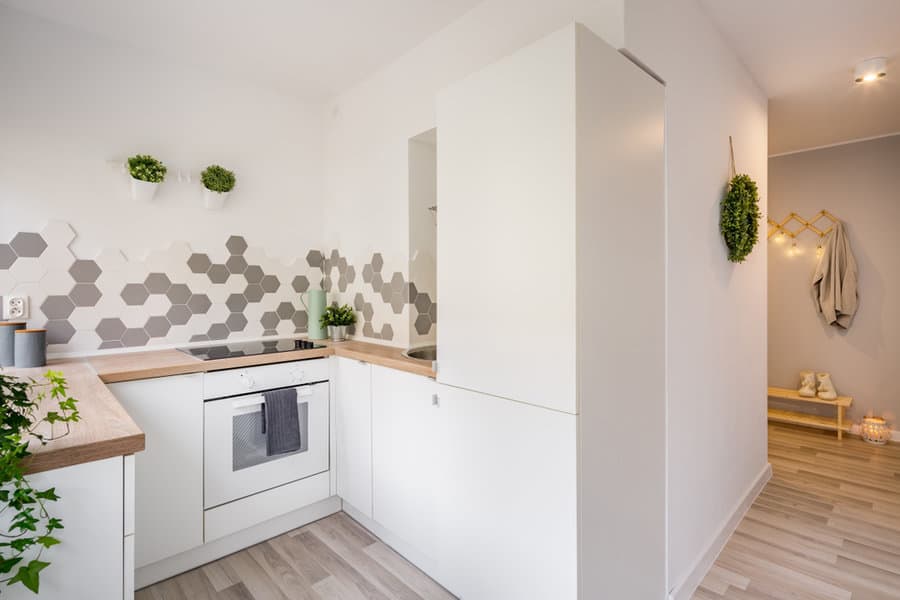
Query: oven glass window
[[232, 402, 309, 471]]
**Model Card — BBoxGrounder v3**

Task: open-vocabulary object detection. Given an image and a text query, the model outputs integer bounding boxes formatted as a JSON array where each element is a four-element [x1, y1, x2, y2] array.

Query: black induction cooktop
[[177, 338, 325, 361]]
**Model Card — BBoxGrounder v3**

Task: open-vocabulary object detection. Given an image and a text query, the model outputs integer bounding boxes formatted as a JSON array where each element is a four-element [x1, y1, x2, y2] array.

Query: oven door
[[204, 382, 329, 509]]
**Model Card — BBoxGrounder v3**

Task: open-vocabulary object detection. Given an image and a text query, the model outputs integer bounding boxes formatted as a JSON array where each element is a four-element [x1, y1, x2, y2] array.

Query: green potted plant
[[127, 154, 167, 202], [1, 371, 80, 594], [320, 303, 357, 342], [200, 164, 236, 210]]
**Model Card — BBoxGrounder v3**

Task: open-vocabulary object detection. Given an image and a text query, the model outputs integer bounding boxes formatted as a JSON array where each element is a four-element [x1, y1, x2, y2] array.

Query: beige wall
[[769, 134, 900, 424]]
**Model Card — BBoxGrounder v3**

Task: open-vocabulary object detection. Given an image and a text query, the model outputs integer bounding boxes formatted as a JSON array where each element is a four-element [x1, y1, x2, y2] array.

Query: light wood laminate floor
[[695, 423, 900, 599], [136, 512, 455, 600]]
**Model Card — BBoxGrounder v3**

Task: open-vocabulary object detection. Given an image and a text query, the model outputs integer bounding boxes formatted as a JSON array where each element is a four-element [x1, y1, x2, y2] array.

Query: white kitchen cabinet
[[370, 365, 439, 573], [333, 357, 373, 518], [4, 457, 125, 600], [110, 374, 204, 568], [433, 384, 578, 600]]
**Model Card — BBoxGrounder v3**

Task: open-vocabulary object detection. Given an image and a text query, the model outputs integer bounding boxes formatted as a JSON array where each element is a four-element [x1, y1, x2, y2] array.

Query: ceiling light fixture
[[854, 57, 887, 84]]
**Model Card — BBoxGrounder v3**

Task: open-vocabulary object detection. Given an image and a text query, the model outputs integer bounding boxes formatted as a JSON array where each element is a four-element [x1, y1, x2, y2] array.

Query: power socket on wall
[[3, 296, 29, 320]]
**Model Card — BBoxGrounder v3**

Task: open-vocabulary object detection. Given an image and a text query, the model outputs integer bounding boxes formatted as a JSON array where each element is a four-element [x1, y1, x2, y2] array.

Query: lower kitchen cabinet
[[371, 365, 440, 573], [369, 366, 578, 599], [110, 374, 204, 568], [333, 357, 373, 518], [4, 456, 128, 600], [434, 384, 578, 599]]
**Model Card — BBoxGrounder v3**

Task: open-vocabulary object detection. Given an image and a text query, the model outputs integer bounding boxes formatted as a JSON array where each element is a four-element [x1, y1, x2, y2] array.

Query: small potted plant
[[320, 303, 356, 342], [200, 164, 236, 210], [127, 154, 167, 202]]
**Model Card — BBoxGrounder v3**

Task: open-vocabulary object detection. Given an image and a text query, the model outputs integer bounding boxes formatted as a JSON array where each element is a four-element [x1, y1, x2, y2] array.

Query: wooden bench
[[767, 386, 853, 440]]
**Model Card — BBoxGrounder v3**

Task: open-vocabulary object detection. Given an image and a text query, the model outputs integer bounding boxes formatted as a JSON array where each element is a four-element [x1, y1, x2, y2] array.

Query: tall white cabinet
[[436, 23, 667, 599]]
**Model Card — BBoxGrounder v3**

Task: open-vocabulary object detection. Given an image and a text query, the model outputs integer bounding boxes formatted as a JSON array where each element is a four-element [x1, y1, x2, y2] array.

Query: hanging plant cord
[[720, 136, 761, 263]]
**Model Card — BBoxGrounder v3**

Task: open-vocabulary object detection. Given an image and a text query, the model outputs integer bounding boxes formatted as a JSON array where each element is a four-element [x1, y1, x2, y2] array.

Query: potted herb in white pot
[[127, 154, 166, 202], [320, 303, 356, 342], [200, 164, 236, 209]]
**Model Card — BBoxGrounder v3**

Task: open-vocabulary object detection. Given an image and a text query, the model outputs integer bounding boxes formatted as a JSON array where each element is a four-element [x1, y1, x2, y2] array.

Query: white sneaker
[[817, 372, 837, 400], [798, 371, 816, 397]]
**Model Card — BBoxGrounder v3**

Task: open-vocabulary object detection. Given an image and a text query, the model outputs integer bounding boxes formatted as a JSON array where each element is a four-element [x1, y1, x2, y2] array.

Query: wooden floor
[[137, 512, 455, 600], [695, 423, 900, 599]]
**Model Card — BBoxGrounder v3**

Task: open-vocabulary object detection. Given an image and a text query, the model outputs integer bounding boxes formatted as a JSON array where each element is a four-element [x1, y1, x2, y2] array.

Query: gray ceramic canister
[[14, 329, 47, 368], [0, 322, 26, 367]]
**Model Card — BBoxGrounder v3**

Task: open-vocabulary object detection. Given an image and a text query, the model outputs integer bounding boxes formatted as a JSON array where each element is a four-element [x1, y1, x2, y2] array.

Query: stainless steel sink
[[402, 345, 437, 361]]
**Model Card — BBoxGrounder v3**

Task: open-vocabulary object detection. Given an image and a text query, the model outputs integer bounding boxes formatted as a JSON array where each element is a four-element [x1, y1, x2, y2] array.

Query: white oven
[[203, 360, 330, 509]]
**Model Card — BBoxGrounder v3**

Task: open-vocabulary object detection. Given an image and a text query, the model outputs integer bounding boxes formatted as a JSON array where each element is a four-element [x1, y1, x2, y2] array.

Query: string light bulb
[[774, 230, 786, 244], [816, 243, 824, 258]]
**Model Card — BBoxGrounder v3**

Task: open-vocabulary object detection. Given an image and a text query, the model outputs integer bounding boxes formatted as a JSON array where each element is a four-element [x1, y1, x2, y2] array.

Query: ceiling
[[1, 0, 482, 101], [699, 0, 900, 155]]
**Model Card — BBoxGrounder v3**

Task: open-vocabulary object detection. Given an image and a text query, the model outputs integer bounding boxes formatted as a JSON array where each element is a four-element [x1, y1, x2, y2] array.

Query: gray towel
[[263, 388, 302, 456]]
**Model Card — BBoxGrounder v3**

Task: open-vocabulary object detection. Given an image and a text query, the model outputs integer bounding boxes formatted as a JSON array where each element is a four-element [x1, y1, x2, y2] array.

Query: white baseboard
[[667, 463, 772, 600], [135, 495, 341, 589]]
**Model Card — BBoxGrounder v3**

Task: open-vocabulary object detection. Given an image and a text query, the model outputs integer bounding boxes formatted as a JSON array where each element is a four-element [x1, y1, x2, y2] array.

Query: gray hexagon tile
[[415, 314, 432, 335], [362, 264, 374, 284], [380, 324, 394, 340], [207, 323, 230, 340], [144, 316, 171, 338], [226, 255, 248, 274], [11, 232, 47, 258], [69, 259, 101, 283], [96, 318, 126, 341], [0, 244, 15, 269], [244, 284, 264, 303], [306, 250, 324, 269], [276, 301, 295, 320], [226, 236, 248, 256], [188, 253, 212, 274], [41, 295, 75, 319], [122, 328, 150, 347], [144, 273, 171, 294], [226, 313, 248, 332], [45, 319, 76, 345], [166, 304, 192, 326], [207, 264, 229, 284], [415, 292, 432, 314], [69, 283, 101, 307], [292, 275, 309, 293], [166, 284, 192, 305], [187, 293, 212, 314], [371, 272, 383, 292], [121, 283, 150, 306], [291, 311, 308, 330], [244, 265, 264, 284], [226, 293, 248, 313], [260, 275, 280, 294], [260, 312, 279, 330], [371, 253, 384, 272]]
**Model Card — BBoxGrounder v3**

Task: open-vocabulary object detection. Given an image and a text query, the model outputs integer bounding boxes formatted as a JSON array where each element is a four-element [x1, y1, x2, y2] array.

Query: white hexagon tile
[[0, 222, 437, 353]]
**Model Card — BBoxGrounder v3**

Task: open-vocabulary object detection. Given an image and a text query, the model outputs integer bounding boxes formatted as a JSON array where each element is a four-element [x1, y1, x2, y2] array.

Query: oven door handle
[[230, 386, 314, 410]]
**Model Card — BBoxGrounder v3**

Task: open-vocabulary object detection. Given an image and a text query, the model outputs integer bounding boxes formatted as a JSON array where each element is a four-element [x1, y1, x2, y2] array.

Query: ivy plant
[[200, 165, 236, 193], [720, 173, 761, 263], [0, 371, 80, 594], [127, 154, 167, 183], [320, 303, 357, 328]]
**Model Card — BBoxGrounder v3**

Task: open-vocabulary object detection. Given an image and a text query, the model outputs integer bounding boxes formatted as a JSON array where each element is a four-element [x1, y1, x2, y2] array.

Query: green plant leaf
[[200, 164, 236, 193], [7, 560, 50, 593]]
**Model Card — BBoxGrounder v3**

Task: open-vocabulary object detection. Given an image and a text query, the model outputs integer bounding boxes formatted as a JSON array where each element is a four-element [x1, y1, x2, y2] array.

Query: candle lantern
[[860, 416, 891, 445]]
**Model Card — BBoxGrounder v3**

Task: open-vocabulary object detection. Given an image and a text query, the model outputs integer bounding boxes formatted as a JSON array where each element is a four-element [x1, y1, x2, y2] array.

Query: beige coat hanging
[[812, 221, 858, 329]]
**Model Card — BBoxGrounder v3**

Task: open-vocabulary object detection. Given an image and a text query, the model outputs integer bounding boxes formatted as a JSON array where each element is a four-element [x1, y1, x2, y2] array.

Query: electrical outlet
[[3, 296, 29, 320]]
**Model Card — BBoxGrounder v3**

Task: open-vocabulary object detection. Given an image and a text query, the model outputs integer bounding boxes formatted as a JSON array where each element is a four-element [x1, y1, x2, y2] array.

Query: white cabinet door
[[110, 374, 204, 568], [371, 365, 439, 573], [434, 384, 578, 600], [436, 25, 578, 412], [333, 357, 372, 518], [3, 457, 124, 600]]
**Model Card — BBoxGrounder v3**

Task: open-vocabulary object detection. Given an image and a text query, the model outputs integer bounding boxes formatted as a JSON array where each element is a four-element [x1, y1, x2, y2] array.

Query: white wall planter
[[202, 188, 229, 210], [130, 177, 160, 202]]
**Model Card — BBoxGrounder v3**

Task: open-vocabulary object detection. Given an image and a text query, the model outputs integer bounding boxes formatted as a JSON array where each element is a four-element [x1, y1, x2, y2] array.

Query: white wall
[[624, 1, 769, 595], [323, 0, 625, 295], [0, 6, 328, 261]]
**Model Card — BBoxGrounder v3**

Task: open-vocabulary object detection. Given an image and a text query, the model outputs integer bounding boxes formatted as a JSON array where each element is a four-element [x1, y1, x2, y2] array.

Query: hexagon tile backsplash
[[0, 221, 436, 353]]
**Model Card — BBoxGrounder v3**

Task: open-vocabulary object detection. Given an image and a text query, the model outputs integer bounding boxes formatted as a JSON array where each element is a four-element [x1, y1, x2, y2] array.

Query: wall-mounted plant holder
[[203, 189, 229, 210], [131, 177, 161, 202]]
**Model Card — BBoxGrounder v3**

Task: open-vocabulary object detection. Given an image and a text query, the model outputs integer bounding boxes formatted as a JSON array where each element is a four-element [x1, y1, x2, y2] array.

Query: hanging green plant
[[720, 173, 761, 263], [720, 137, 761, 263]]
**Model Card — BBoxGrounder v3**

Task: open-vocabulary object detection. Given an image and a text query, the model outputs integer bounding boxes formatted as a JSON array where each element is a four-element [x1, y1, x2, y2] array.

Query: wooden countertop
[[4, 360, 145, 475], [4, 338, 432, 475], [89, 339, 436, 382]]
